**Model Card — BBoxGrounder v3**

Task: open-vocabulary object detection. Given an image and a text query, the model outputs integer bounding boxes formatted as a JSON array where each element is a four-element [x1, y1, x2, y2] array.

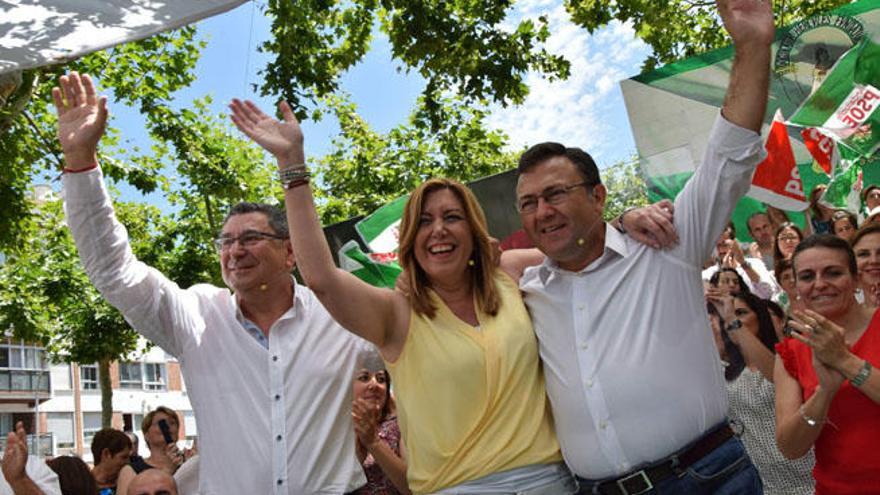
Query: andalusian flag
[[337, 195, 408, 288], [787, 35, 880, 156], [621, 0, 880, 240]]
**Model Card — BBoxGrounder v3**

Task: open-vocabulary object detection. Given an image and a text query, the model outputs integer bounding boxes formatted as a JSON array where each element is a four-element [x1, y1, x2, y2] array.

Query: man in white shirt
[[52, 73, 372, 494], [0, 422, 61, 495], [514, 1, 773, 493]]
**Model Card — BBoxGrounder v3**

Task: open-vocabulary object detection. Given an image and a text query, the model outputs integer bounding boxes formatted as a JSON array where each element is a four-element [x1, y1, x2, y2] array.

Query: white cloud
[[487, 5, 650, 166]]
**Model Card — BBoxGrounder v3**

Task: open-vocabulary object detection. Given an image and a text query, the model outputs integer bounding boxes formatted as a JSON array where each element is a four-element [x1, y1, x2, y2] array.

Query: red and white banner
[[748, 109, 810, 211]]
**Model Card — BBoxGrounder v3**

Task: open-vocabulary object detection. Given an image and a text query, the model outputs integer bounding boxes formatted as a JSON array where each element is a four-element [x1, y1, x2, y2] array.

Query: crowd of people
[[2, 0, 878, 494]]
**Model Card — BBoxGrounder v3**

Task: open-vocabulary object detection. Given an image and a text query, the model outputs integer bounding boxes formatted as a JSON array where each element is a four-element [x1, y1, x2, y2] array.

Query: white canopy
[[0, 0, 247, 75]]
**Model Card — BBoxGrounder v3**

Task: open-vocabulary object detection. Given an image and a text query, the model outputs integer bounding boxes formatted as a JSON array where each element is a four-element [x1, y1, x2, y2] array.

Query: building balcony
[[0, 370, 51, 402]]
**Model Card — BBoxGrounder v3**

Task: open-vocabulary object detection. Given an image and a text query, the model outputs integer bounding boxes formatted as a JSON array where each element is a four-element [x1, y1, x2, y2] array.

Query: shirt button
[[272, 355, 279, 362], [577, 304, 584, 311], [274, 394, 281, 401], [579, 341, 588, 350], [276, 434, 282, 441], [277, 479, 283, 486], [599, 420, 607, 429], [586, 379, 594, 389]]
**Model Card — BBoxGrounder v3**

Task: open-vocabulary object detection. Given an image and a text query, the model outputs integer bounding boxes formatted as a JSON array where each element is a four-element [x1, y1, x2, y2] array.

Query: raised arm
[[718, 0, 774, 133], [1, 423, 48, 495], [229, 100, 407, 355], [54, 73, 198, 357]]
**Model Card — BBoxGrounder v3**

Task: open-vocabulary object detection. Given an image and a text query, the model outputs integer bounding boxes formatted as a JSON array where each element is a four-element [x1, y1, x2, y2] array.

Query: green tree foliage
[[602, 157, 649, 221], [0, 197, 162, 426], [0, 27, 204, 249], [314, 94, 518, 224], [260, 0, 570, 125], [565, 0, 850, 72]]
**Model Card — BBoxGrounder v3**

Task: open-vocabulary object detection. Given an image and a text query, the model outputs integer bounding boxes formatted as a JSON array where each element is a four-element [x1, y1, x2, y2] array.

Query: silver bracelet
[[799, 404, 822, 427], [278, 164, 310, 189], [851, 360, 873, 387]]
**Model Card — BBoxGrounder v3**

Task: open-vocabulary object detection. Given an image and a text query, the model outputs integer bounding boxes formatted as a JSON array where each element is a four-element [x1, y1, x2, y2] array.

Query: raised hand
[[621, 199, 679, 249], [1, 422, 29, 485], [717, 0, 775, 48], [229, 99, 304, 167], [51, 72, 108, 169], [790, 309, 852, 369]]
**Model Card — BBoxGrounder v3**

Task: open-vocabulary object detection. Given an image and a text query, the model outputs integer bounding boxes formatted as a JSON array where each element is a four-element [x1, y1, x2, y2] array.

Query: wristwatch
[[725, 319, 742, 332]]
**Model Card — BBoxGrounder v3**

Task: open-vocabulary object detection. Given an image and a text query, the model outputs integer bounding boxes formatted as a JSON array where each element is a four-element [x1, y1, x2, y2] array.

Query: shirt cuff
[[709, 112, 767, 165], [61, 166, 107, 204]]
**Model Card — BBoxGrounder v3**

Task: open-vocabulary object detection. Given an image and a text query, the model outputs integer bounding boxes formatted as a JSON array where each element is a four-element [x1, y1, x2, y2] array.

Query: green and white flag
[[787, 35, 880, 156], [337, 195, 408, 288], [621, 0, 880, 240]]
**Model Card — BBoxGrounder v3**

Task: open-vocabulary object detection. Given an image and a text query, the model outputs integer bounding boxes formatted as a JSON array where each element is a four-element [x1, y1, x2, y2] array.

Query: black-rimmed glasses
[[515, 182, 591, 214]]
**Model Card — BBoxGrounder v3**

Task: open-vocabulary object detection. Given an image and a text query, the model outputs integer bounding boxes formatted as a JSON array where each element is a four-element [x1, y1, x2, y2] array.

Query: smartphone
[[158, 419, 174, 444]]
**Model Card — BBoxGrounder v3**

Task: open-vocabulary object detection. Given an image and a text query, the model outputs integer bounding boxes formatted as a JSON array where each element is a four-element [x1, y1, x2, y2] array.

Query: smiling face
[[353, 369, 388, 410], [794, 247, 857, 319], [776, 227, 801, 260], [219, 212, 294, 293], [854, 232, 880, 287], [516, 157, 605, 271], [412, 188, 474, 285]]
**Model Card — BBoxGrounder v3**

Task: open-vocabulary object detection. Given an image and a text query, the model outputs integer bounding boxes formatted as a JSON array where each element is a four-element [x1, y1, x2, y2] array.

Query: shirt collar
[[233, 276, 299, 325], [536, 223, 629, 284]]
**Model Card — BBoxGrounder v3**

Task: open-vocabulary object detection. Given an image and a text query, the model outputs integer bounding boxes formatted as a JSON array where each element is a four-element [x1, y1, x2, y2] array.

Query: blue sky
[[109, 0, 652, 207]]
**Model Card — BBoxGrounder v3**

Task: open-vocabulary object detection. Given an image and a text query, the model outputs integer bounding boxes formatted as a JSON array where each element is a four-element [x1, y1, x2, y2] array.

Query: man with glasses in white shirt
[[514, 1, 774, 493], [53, 72, 373, 494]]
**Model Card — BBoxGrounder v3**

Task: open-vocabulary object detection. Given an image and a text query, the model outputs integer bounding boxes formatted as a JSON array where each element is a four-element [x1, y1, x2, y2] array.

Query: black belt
[[579, 424, 735, 495]]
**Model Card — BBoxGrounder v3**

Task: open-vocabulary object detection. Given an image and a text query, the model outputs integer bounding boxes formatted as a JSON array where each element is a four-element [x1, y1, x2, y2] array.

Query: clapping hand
[[352, 398, 381, 449]]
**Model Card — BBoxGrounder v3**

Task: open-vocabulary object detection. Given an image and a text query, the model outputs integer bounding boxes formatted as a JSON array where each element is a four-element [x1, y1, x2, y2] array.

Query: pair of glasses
[[213, 230, 286, 251], [515, 182, 590, 213]]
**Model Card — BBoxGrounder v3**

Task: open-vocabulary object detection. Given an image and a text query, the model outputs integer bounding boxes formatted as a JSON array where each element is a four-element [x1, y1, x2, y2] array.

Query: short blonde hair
[[397, 178, 499, 318]]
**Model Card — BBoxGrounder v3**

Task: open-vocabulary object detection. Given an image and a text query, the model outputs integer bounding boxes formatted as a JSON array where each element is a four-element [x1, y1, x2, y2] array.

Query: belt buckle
[[616, 470, 653, 495]]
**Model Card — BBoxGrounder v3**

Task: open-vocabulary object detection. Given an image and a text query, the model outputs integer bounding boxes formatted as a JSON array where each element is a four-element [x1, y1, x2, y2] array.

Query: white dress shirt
[[63, 169, 372, 495], [520, 114, 765, 479], [702, 258, 780, 300]]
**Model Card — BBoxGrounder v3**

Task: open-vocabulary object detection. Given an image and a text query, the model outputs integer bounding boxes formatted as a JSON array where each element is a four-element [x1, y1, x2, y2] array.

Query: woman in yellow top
[[229, 99, 573, 494]]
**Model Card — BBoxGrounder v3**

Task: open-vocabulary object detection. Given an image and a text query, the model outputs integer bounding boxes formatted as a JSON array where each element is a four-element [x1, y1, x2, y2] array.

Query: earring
[[577, 238, 585, 246], [468, 259, 475, 267]]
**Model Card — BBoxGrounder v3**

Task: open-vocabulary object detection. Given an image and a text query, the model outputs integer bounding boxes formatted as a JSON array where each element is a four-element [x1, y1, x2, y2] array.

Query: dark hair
[[516, 142, 601, 186], [851, 222, 880, 250], [773, 257, 794, 284], [91, 428, 132, 465], [721, 221, 736, 241], [735, 292, 779, 352], [766, 299, 785, 321], [831, 209, 858, 235], [46, 456, 99, 495], [773, 222, 804, 262], [709, 267, 750, 295], [792, 234, 858, 276], [863, 183, 880, 201], [222, 202, 288, 238], [380, 370, 393, 421], [707, 302, 744, 382], [746, 211, 769, 235]]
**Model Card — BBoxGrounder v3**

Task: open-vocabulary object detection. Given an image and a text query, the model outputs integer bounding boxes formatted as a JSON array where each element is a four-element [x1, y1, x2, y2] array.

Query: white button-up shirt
[[520, 114, 765, 479], [63, 169, 372, 494]]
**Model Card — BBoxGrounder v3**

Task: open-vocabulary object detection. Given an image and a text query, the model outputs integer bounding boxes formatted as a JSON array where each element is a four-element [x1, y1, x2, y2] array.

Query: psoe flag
[[0, 0, 247, 75], [748, 109, 809, 211]]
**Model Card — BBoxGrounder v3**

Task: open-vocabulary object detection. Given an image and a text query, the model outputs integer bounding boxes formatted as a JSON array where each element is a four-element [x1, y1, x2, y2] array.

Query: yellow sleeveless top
[[387, 271, 561, 494]]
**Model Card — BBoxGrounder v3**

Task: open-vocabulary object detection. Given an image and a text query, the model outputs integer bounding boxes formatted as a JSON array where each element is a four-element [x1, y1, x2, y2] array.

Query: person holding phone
[[117, 407, 188, 495]]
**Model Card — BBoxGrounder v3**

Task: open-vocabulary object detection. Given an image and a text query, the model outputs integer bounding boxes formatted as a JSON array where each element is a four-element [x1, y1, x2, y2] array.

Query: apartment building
[[0, 338, 195, 463]]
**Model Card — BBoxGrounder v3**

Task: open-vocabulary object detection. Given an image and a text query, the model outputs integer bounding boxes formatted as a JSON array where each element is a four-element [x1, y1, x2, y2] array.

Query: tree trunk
[[99, 358, 113, 428]]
